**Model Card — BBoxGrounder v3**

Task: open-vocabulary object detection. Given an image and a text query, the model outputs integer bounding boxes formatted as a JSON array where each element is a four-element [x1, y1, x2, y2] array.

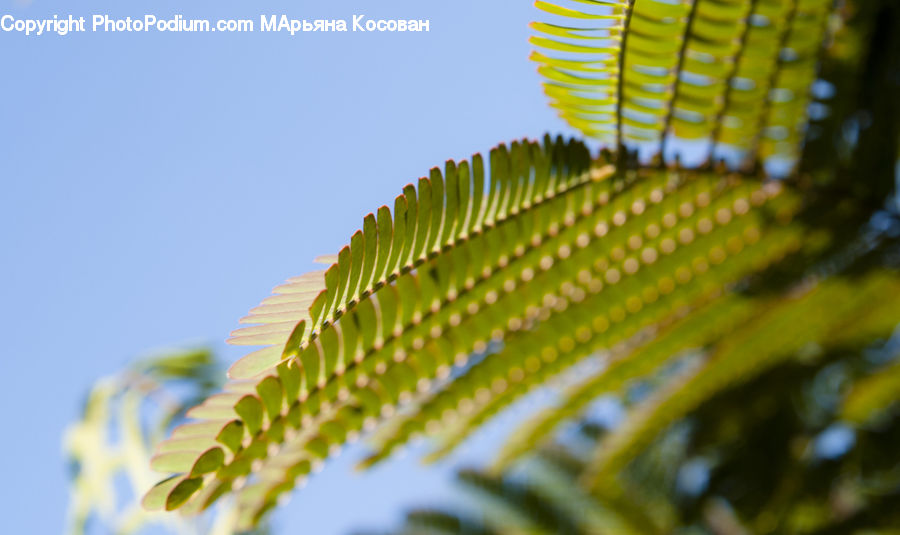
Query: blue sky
[[0, 0, 578, 533]]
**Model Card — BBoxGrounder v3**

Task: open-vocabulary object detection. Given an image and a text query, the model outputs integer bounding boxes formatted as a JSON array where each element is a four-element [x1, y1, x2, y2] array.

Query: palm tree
[[123, 0, 900, 532]]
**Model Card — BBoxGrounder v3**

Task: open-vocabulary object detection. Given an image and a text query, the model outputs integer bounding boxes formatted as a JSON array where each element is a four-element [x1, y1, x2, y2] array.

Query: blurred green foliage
[[64, 349, 268, 535]]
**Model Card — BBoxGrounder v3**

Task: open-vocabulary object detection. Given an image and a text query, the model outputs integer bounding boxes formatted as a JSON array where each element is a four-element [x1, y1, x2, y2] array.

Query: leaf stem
[[659, 0, 701, 167], [615, 0, 636, 160]]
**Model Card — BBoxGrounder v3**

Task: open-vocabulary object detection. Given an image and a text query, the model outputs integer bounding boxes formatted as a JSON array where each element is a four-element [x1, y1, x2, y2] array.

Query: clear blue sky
[[0, 0, 577, 533]]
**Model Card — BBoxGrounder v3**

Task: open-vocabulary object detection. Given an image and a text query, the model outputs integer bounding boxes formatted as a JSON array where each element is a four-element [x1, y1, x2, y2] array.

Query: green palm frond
[[532, 0, 835, 172], [360, 168, 799, 466], [145, 136, 605, 523], [530, 0, 629, 145], [143, 131, 803, 527]]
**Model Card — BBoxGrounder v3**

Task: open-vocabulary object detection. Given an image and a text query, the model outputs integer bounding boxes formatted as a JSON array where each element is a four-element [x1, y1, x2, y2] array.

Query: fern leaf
[[144, 128, 806, 527], [362, 172, 801, 467], [530, 0, 630, 146], [534, 0, 834, 174], [144, 136, 613, 524]]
